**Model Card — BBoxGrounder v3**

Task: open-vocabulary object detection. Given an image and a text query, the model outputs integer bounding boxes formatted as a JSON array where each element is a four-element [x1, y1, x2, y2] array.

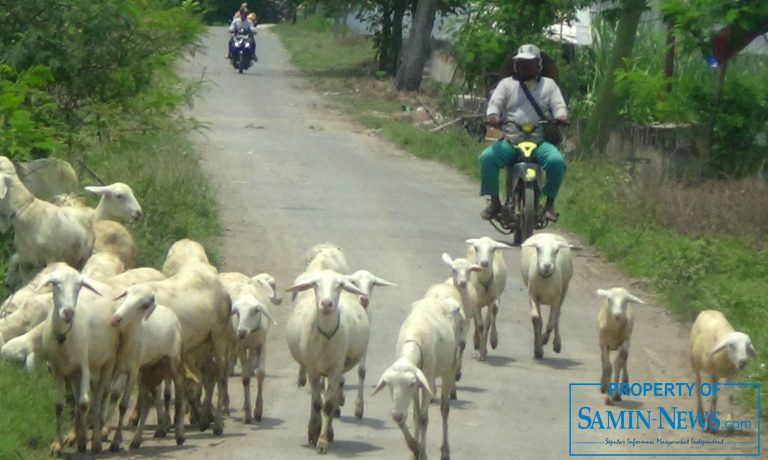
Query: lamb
[[372, 295, 462, 460], [465, 237, 513, 360], [38, 264, 119, 455], [285, 268, 368, 453], [441, 252, 485, 375], [219, 271, 278, 424], [520, 233, 573, 359], [0, 159, 95, 282], [596, 288, 645, 403], [690, 310, 757, 432], [109, 285, 186, 450]]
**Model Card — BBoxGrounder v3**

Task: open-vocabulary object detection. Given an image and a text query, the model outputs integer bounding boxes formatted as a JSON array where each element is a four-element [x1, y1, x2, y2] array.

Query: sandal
[[480, 204, 500, 221]]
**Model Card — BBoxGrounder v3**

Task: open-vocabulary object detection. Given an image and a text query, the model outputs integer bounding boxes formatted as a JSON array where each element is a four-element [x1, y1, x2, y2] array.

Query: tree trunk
[[582, 0, 646, 154], [663, 21, 675, 93], [395, 0, 439, 91]]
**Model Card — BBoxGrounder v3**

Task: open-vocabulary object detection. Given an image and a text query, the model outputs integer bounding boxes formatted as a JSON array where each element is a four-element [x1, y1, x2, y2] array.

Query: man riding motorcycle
[[478, 44, 569, 222], [226, 6, 257, 62]]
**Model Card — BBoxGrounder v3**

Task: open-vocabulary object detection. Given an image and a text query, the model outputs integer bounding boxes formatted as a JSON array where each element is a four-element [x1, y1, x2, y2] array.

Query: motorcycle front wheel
[[514, 186, 536, 245], [238, 53, 246, 73]]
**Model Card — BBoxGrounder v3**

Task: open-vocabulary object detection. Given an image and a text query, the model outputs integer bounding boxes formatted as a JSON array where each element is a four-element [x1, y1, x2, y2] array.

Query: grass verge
[[274, 17, 768, 416]]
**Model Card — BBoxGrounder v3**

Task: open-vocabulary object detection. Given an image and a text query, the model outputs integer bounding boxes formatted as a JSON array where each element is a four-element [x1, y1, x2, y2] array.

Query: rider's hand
[[486, 114, 501, 127]]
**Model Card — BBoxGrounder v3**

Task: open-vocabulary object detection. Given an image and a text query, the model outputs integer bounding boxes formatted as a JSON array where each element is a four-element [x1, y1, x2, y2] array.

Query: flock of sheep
[[0, 154, 758, 459]]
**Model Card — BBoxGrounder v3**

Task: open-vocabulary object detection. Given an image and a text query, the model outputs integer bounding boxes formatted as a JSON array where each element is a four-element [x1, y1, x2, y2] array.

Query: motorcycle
[[229, 32, 255, 73], [487, 121, 554, 244]]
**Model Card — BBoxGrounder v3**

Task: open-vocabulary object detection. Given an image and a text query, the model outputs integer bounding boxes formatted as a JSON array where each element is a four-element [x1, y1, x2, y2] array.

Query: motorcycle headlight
[[521, 122, 535, 134]]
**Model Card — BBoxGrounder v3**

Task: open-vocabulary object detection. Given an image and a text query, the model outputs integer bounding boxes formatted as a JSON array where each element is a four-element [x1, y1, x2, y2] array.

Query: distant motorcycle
[[229, 31, 255, 73], [487, 121, 554, 244]]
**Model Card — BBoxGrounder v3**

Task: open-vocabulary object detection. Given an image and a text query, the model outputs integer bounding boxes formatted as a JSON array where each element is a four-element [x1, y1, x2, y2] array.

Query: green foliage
[[0, 0, 204, 149], [0, 361, 57, 460], [0, 65, 61, 160]]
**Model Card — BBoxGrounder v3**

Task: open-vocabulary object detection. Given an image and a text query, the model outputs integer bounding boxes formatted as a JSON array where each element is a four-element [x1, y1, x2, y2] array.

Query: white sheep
[[441, 252, 485, 378], [1, 319, 44, 370], [285, 268, 368, 454], [690, 310, 757, 432], [466, 237, 513, 360], [372, 295, 461, 460], [0, 161, 95, 281], [596, 288, 645, 402], [38, 264, 118, 455], [218, 271, 279, 424], [304, 242, 350, 274], [161, 238, 215, 277], [109, 285, 186, 450], [81, 251, 126, 280], [16, 157, 79, 202], [520, 233, 574, 359]]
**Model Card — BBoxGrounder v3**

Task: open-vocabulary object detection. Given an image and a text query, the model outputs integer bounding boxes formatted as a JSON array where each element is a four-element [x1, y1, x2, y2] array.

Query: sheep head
[[38, 265, 101, 323], [286, 269, 366, 315], [442, 252, 484, 288], [711, 332, 757, 370], [347, 269, 396, 309], [597, 287, 645, 322], [372, 359, 432, 424], [466, 237, 512, 268], [232, 294, 276, 339], [85, 182, 143, 222], [522, 236, 572, 278], [111, 285, 157, 328], [251, 273, 283, 305]]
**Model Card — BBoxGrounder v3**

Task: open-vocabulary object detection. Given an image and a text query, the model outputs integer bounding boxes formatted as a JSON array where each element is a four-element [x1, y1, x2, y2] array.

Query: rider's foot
[[543, 197, 559, 222], [480, 195, 501, 221]]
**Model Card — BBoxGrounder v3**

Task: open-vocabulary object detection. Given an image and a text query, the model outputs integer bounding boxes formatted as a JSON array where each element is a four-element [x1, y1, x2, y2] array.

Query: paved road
[[87, 26, 760, 460]]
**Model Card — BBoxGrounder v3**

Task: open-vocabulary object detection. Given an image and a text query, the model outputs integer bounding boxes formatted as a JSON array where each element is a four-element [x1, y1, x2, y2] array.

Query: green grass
[[274, 17, 768, 417], [0, 361, 58, 460]]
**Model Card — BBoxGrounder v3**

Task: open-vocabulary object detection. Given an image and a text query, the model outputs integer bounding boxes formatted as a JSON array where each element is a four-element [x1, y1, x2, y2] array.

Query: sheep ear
[[748, 343, 757, 358], [414, 368, 433, 398], [285, 276, 316, 293], [341, 280, 368, 297], [84, 185, 111, 196], [80, 276, 102, 296], [441, 252, 453, 266], [143, 298, 157, 320], [112, 290, 128, 301], [711, 339, 730, 356], [373, 277, 396, 287], [596, 289, 610, 298], [257, 305, 278, 325], [627, 294, 645, 305], [465, 238, 477, 245], [469, 264, 484, 272], [371, 374, 387, 397], [255, 277, 283, 305], [35, 275, 53, 291], [494, 241, 513, 250]]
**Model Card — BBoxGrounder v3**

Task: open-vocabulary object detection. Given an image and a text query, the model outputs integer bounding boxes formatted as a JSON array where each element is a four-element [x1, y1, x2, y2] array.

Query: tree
[[581, 0, 647, 154], [395, 0, 439, 90]]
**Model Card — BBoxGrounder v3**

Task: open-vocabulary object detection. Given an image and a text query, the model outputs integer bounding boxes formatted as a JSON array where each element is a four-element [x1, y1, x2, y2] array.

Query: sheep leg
[[241, 346, 254, 423], [317, 374, 341, 452], [724, 377, 735, 430], [161, 377, 173, 431], [355, 350, 367, 419], [530, 298, 544, 359], [707, 375, 719, 433], [417, 385, 431, 460], [76, 364, 92, 452], [551, 304, 563, 353], [91, 363, 114, 454], [212, 340, 228, 436], [472, 310, 483, 351], [335, 376, 345, 417], [489, 300, 500, 350], [599, 346, 612, 394], [694, 372, 704, 426], [611, 347, 629, 402], [199, 369, 215, 432], [154, 383, 169, 437], [308, 376, 322, 446], [254, 344, 266, 423], [298, 365, 307, 387], [440, 374, 455, 460], [130, 386, 152, 449], [454, 339, 466, 385], [110, 369, 136, 452], [50, 376, 67, 456], [479, 305, 492, 361]]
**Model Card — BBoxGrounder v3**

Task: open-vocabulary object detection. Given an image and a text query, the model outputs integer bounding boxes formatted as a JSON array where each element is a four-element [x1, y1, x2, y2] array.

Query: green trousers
[[479, 139, 566, 199]]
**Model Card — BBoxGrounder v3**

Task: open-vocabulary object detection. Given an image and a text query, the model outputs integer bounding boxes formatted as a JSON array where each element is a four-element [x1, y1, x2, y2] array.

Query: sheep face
[[712, 332, 757, 370], [442, 253, 483, 288], [287, 270, 367, 315], [111, 285, 156, 328], [38, 266, 101, 323], [372, 362, 432, 424], [597, 288, 645, 322], [85, 182, 143, 221], [466, 237, 512, 269], [347, 269, 396, 309], [232, 295, 274, 339], [523, 239, 570, 278]]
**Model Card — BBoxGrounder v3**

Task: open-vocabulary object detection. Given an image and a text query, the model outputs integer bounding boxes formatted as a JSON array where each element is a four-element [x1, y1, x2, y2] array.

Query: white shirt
[[487, 76, 567, 142]]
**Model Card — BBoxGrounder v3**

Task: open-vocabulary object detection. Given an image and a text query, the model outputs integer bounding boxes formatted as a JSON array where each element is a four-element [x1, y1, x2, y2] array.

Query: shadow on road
[[337, 414, 388, 430], [536, 357, 583, 370], [482, 355, 517, 367]]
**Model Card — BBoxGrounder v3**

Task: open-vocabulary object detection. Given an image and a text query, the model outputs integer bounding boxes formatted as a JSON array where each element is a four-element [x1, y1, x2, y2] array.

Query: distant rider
[[478, 44, 569, 222], [227, 6, 257, 61]]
